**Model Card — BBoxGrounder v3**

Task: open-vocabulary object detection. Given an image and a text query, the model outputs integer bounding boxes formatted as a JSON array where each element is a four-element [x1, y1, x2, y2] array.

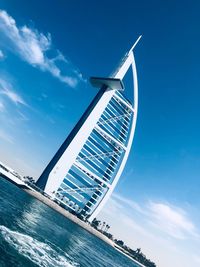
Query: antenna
[[128, 35, 142, 54]]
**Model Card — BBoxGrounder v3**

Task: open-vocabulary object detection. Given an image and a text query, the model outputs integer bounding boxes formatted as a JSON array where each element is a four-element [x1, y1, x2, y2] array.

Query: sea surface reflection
[[0, 177, 139, 267]]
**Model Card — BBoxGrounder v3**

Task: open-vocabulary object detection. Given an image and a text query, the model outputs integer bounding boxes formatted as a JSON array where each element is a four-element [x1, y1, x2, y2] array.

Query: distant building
[[36, 38, 140, 221]]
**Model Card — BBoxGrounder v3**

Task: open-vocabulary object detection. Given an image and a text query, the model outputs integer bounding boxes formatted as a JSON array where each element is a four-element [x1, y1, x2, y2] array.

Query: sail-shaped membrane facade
[[36, 43, 139, 221]]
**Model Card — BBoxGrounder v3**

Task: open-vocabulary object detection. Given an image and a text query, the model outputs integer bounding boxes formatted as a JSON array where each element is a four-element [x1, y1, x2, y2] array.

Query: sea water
[[0, 177, 140, 267]]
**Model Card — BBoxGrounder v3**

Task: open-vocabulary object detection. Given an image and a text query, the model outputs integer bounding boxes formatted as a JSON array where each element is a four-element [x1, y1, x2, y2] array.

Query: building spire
[[128, 35, 142, 54], [111, 35, 142, 79]]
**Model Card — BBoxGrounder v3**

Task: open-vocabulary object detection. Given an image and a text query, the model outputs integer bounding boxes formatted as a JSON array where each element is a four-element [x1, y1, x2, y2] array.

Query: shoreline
[[0, 174, 145, 267], [114, 245, 146, 267], [23, 187, 114, 246], [24, 187, 146, 267]]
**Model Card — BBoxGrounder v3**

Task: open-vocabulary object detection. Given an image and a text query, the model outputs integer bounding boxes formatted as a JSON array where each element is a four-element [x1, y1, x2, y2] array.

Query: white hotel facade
[[36, 37, 141, 221]]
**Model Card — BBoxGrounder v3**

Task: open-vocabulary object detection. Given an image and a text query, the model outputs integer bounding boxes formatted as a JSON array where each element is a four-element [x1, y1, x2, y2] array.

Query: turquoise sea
[[0, 177, 140, 267]]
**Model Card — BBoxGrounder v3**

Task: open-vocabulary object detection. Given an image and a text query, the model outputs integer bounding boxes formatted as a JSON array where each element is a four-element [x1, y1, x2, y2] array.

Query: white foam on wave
[[0, 225, 79, 267]]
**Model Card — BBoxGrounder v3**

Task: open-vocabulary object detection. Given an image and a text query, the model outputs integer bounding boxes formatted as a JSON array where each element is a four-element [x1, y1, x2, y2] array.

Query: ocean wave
[[0, 225, 79, 267]]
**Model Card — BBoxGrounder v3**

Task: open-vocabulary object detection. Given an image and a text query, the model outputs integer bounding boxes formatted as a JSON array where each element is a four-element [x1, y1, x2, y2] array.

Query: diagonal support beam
[[76, 150, 120, 163], [74, 161, 111, 188], [113, 94, 134, 112], [98, 113, 131, 126], [95, 125, 127, 151]]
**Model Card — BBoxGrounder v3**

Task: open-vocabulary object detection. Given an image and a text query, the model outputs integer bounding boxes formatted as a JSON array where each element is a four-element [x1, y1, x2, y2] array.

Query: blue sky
[[0, 1, 200, 266]]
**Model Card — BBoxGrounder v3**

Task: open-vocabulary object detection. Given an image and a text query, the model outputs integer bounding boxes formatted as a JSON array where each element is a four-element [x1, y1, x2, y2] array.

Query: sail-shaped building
[[36, 37, 141, 221]]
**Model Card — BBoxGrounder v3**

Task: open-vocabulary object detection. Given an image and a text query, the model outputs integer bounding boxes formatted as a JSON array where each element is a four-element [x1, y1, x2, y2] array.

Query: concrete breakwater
[[23, 188, 114, 246]]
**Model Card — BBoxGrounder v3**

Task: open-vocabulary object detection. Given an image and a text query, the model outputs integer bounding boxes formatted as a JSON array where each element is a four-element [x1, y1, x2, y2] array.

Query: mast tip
[[129, 35, 142, 53]]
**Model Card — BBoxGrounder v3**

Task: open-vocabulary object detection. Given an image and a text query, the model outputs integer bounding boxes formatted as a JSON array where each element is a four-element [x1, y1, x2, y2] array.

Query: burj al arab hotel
[[36, 37, 141, 221]]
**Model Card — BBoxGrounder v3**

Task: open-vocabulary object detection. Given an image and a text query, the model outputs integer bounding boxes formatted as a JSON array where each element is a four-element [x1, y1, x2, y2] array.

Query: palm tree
[[101, 221, 106, 231], [91, 218, 101, 229], [105, 224, 108, 232], [104, 224, 110, 233], [136, 248, 141, 254]]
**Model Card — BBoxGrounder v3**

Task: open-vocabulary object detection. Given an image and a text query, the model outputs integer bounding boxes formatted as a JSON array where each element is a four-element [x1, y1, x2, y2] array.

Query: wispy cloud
[[0, 100, 5, 111], [0, 49, 4, 59], [0, 129, 13, 143], [112, 193, 143, 213], [148, 202, 199, 240], [17, 111, 29, 121], [0, 77, 26, 106], [102, 193, 199, 241], [99, 193, 200, 267], [100, 193, 200, 267], [0, 10, 85, 88], [101, 194, 154, 241]]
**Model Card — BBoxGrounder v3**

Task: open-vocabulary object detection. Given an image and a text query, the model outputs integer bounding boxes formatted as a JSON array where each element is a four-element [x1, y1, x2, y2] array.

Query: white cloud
[[100, 194, 157, 241], [112, 193, 143, 213], [107, 193, 199, 241], [0, 78, 26, 106], [120, 213, 154, 239], [0, 100, 5, 111], [0, 10, 84, 88], [148, 202, 199, 240], [99, 194, 200, 267], [0, 49, 4, 59], [2, 89, 25, 105]]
